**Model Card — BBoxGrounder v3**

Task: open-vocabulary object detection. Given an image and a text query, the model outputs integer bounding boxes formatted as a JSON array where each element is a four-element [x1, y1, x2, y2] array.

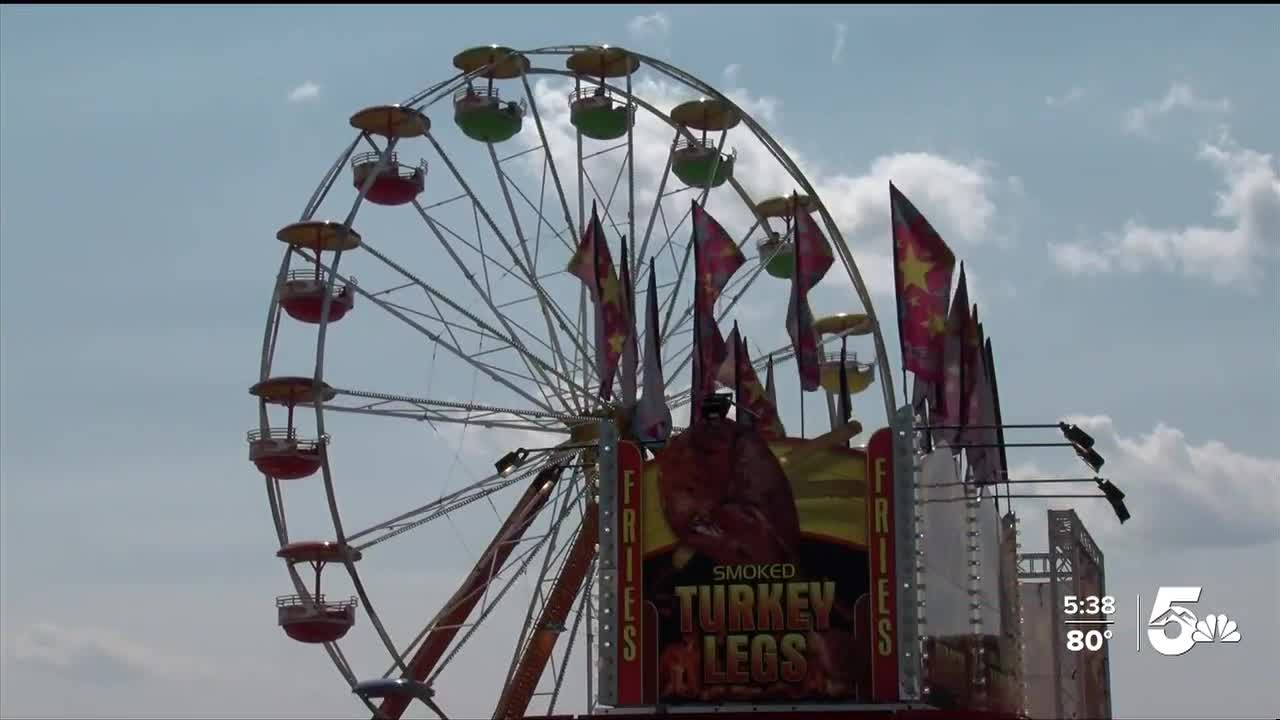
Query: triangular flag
[[620, 236, 638, 405], [634, 259, 672, 443], [891, 183, 957, 385], [690, 201, 745, 420], [786, 195, 829, 391], [566, 203, 629, 400]]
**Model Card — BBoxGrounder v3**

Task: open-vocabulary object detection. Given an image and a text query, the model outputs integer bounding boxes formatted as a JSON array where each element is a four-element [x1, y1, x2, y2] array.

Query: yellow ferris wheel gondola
[[813, 313, 877, 395]]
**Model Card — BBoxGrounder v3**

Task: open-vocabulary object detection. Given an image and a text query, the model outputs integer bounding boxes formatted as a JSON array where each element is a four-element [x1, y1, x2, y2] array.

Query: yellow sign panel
[[642, 437, 868, 555]]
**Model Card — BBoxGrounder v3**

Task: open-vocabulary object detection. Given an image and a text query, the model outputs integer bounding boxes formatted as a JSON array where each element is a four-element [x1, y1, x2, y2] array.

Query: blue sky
[[1, 5, 1277, 719]]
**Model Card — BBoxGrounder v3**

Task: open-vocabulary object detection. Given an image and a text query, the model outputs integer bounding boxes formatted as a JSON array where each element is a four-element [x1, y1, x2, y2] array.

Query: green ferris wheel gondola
[[671, 142, 736, 188], [757, 233, 796, 279], [450, 45, 530, 144], [569, 91, 634, 141], [454, 89, 526, 143]]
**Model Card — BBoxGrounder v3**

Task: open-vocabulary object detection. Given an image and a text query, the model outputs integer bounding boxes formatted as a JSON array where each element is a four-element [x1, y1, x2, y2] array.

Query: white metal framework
[[253, 44, 899, 719]]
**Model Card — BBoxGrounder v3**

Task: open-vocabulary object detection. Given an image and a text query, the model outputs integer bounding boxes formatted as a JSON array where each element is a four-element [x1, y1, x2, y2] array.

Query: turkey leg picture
[[656, 417, 801, 565]]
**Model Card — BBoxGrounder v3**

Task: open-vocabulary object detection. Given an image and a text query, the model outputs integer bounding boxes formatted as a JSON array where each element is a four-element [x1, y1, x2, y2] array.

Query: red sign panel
[[616, 440, 645, 704], [865, 427, 899, 701]]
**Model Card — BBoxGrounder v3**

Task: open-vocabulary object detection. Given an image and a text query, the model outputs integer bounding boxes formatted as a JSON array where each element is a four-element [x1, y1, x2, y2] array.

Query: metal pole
[[626, 69, 635, 273], [919, 478, 1104, 488], [916, 423, 1066, 431], [922, 494, 1109, 502], [953, 442, 1075, 449]]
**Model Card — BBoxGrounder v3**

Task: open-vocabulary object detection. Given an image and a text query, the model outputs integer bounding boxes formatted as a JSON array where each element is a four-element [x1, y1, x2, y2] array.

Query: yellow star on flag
[[924, 312, 947, 337], [899, 241, 934, 293]]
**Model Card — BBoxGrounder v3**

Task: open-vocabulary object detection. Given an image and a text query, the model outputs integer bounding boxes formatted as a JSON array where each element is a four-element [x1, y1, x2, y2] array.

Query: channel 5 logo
[[1146, 586, 1242, 657]]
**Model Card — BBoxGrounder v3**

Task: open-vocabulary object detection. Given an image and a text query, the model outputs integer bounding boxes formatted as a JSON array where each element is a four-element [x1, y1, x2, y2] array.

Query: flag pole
[[800, 380, 806, 438]]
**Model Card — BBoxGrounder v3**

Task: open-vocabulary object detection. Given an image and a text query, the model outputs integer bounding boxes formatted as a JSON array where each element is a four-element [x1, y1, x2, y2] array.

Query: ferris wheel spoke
[[498, 143, 547, 165], [416, 208, 538, 297], [492, 162, 574, 255], [320, 403, 567, 436], [413, 205, 577, 410], [310, 254, 556, 412], [366, 280, 419, 298], [389, 472, 584, 681], [376, 298, 505, 348], [519, 73, 579, 240], [658, 210, 696, 346], [487, 143, 583, 412], [582, 140, 629, 162], [347, 453, 567, 548], [420, 191, 470, 212], [425, 133, 596, 408], [579, 159, 630, 240], [634, 134, 678, 268], [352, 478, 521, 552], [330, 387, 596, 426], [348, 242, 583, 411]]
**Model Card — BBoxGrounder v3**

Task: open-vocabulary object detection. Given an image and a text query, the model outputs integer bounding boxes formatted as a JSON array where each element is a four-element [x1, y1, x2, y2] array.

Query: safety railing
[[284, 269, 358, 293], [674, 137, 737, 159], [567, 86, 620, 104], [351, 152, 424, 181], [454, 85, 502, 102], [247, 428, 324, 451], [756, 231, 793, 252], [276, 593, 359, 611], [454, 86, 526, 117]]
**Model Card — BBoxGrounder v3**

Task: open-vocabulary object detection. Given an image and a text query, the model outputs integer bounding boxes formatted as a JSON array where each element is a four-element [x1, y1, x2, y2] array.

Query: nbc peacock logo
[[1190, 614, 1242, 644], [1147, 587, 1243, 657]]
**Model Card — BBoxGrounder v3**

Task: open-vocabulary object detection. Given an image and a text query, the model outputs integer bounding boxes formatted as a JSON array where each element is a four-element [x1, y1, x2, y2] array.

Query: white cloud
[[722, 63, 741, 87], [1124, 82, 1230, 136], [7, 622, 211, 683], [831, 22, 848, 65], [1049, 242, 1111, 274], [1050, 129, 1280, 290], [287, 81, 321, 103], [1054, 415, 1280, 549], [627, 12, 670, 43], [509, 72, 997, 389], [1045, 86, 1084, 107], [1008, 175, 1025, 198], [516, 75, 995, 296]]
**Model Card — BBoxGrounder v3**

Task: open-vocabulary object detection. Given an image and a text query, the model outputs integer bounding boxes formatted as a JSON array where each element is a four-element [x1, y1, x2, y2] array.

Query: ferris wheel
[[249, 44, 898, 720]]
